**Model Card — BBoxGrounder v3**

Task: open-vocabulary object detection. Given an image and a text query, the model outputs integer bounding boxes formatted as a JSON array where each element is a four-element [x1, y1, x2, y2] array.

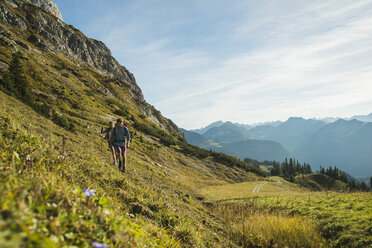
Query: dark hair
[[117, 118, 122, 123]]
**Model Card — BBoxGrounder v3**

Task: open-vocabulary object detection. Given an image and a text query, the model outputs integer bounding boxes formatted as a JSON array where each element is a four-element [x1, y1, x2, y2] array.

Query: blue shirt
[[111, 125, 131, 146]]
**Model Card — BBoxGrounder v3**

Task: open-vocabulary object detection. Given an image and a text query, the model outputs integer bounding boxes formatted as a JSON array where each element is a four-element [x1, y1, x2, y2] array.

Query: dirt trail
[[252, 182, 267, 193]]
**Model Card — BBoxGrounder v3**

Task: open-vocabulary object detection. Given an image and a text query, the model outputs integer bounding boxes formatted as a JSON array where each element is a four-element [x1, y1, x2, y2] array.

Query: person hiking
[[110, 118, 131, 172], [101, 121, 116, 166]]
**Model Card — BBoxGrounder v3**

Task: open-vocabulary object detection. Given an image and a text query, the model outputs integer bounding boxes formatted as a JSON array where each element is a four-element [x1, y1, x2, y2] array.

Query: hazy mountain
[[294, 119, 372, 177], [265, 117, 326, 151], [317, 117, 341, 123], [181, 123, 292, 162], [350, 113, 372, 122], [204, 139, 292, 161], [246, 125, 276, 139], [203, 122, 251, 143], [180, 128, 209, 147], [317, 113, 372, 123], [190, 121, 225, 134]]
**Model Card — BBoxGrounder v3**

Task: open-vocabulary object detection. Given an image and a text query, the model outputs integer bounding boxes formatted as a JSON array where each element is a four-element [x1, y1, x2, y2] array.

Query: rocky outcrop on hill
[[0, 0, 144, 102], [26, 0, 62, 21], [0, 0, 182, 135]]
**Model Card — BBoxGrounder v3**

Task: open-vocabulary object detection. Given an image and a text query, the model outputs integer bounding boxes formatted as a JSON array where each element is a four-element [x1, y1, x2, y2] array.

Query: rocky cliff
[[0, 0, 144, 101], [26, 0, 62, 21], [0, 0, 181, 135]]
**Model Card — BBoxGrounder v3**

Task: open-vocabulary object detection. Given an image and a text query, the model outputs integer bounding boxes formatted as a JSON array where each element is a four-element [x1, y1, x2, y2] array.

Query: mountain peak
[[26, 0, 63, 21], [287, 117, 306, 122]]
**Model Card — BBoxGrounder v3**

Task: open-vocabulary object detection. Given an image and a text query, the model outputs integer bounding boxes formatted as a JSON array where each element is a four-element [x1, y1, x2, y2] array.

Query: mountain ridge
[[186, 116, 372, 177]]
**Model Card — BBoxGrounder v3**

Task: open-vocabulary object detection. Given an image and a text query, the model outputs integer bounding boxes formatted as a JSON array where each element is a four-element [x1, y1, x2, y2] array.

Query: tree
[[370, 177, 372, 190], [271, 162, 281, 176], [360, 182, 368, 192], [0, 52, 33, 103], [9, 52, 33, 102]]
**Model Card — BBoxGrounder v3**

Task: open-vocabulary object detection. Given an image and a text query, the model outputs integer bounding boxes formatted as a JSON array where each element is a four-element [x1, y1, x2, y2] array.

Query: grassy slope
[[0, 74, 258, 247], [1, 3, 370, 247], [0, 13, 262, 246]]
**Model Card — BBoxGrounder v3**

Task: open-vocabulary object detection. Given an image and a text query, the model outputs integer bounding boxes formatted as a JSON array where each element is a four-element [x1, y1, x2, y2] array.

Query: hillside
[[1, 1, 371, 247], [0, 0, 267, 246]]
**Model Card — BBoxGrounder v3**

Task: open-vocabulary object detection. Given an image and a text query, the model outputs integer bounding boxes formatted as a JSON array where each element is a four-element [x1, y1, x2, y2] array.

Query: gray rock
[[0, 0, 183, 136], [0, 0, 144, 102], [25, 0, 63, 21]]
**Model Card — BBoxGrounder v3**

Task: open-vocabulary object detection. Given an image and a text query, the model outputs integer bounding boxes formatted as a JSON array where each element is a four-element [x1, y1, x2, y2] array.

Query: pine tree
[[0, 65, 15, 95], [1, 52, 33, 103], [8, 52, 33, 102]]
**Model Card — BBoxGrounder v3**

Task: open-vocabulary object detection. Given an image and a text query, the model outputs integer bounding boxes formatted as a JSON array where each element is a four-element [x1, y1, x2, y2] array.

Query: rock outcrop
[[25, 0, 62, 21], [0, 0, 182, 135], [0, 0, 144, 102]]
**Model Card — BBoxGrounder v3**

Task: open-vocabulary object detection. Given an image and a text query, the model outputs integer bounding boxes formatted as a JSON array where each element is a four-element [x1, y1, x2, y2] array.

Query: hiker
[[111, 118, 131, 172], [101, 121, 117, 165]]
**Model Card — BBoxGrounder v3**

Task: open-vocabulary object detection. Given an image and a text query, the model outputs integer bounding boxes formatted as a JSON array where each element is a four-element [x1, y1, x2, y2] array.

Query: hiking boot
[[122, 165, 126, 173]]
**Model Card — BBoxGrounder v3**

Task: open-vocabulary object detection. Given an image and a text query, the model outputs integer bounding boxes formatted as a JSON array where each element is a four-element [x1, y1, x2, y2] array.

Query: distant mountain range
[[294, 119, 372, 177], [181, 122, 292, 162], [182, 113, 372, 177], [203, 122, 251, 143]]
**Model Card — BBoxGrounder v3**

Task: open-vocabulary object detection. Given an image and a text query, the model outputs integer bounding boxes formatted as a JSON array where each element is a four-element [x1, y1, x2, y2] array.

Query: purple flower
[[91, 242, 109, 248], [82, 189, 96, 198]]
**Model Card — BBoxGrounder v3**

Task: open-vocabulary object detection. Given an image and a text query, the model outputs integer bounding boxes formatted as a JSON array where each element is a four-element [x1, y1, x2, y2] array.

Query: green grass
[[0, 3, 371, 246], [0, 90, 244, 247], [248, 193, 372, 247], [200, 177, 304, 201], [201, 180, 372, 248], [211, 203, 326, 248]]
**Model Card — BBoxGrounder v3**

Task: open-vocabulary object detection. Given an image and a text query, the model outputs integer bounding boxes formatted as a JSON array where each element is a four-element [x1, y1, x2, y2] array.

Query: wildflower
[[91, 242, 109, 248], [82, 189, 96, 198]]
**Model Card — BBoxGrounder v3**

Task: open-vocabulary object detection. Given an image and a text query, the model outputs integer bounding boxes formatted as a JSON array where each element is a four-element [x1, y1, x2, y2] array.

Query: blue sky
[[54, 0, 372, 129]]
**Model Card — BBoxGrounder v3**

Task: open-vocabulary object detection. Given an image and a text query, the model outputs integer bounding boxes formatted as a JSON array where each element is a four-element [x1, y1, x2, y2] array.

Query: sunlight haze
[[54, 0, 372, 129]]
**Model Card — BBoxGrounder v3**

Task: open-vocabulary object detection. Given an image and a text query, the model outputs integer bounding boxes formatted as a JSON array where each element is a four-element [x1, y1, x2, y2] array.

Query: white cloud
[[58, 0, 372, 129]]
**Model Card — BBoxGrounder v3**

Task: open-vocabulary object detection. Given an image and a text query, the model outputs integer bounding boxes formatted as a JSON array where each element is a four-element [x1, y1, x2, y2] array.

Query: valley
[[0, 0, 371, 247]]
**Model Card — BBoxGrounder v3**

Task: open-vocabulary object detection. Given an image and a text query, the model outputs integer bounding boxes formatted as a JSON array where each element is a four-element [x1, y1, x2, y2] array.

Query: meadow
[[202, 181, 372, 248]]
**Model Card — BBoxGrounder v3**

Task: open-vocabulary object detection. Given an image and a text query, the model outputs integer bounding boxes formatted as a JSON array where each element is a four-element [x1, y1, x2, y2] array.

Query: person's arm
[[126, 127, 131, 148]]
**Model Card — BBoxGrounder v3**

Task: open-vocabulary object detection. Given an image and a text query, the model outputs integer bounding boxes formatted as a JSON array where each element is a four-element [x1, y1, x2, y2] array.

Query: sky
[[54, 0, 372, 129]]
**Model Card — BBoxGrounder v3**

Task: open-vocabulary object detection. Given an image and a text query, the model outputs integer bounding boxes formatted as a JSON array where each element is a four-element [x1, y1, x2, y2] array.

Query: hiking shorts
[[114, 143, 126, 157], [108, 141, 114, 149]]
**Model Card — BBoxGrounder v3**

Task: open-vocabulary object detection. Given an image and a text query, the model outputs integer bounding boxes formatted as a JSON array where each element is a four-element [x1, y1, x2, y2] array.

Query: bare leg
[[122, 146, 127, 172], [111, 147, 116, 165]]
